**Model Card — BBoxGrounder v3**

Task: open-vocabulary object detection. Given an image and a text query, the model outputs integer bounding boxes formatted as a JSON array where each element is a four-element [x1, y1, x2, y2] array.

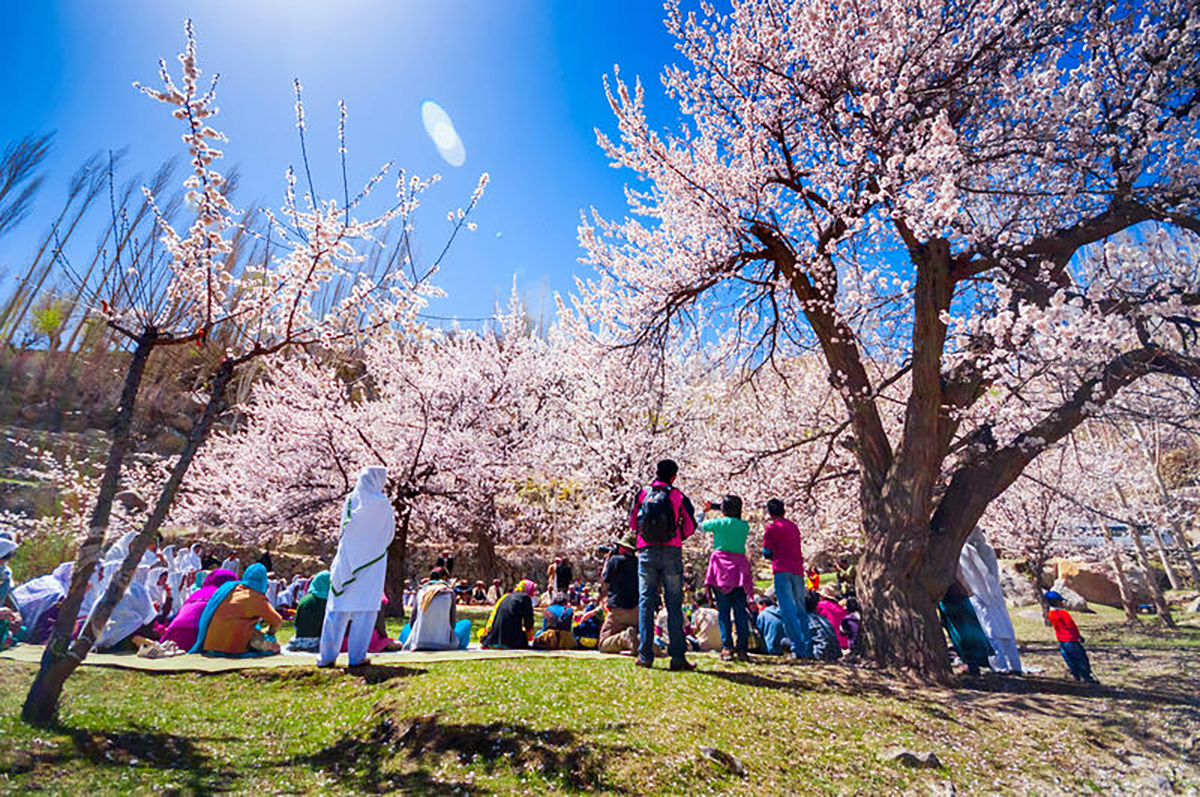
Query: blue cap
[[1043, 590, 1063, 604]]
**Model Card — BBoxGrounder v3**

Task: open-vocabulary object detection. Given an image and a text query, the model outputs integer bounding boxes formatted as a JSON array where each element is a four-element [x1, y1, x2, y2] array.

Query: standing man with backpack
[[629, 459, 698, 671]]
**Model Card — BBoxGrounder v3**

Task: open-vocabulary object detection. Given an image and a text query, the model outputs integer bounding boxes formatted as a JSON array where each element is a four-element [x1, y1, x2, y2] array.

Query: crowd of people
[[0, 460, 1096, 684]]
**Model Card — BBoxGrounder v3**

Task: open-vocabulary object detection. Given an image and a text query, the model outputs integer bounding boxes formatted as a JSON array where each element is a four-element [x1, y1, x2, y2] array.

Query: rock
[[1184, 596, 1200, 613], [114, 490, 147, 513], [151, 428, 187, 455], [698, 746, 747, 777], [998, 563, 1040, 607], [1056, 561, 1137, 608], [1050, 580, 1092, 612], [877, 747, 942, 769]]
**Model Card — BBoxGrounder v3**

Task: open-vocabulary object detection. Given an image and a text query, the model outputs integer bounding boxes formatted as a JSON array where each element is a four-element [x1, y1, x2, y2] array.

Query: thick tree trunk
[[22, 358, 232, 726], [383, 508, 410, 620], [856, 509, 957, 682], [23, 327, 157, 725]]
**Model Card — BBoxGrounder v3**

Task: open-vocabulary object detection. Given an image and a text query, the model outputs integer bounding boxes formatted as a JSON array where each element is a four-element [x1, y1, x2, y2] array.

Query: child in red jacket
[[1045, 591, 1099, 684]]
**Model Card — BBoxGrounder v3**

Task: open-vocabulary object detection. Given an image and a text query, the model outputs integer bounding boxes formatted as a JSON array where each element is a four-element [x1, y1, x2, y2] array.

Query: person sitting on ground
[[840, 596, 864, 655], [191, 563, 283, 656], [163, 569, 238, 651], [90, 580, 162, 655], [572, 601, 605, 649], [286, 571, 330, 652], [805, 590, 842, 662], [938, 579, 993, 676], [481, 579, 537, 649], [485, 578, 502, 605], [805, 565, 820, 592], [14, 562, 72, 645], [0, 535, 23, 647], [402, 567, 471, 651], [598, 531, 640, 654], [533, 591, 576, 649], [470, 580, 487, 604], [754, 595, 789, 656], [689, 590, 723, 653], [1045, 590, 1099, 684], [816, 584, 850, 649], [699, 494, 754, 662]]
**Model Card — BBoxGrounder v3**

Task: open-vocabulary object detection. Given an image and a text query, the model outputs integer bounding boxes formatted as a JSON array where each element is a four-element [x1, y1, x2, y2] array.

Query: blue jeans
[[714, 587, 749, 652], [638, 546, 686, 665], [773, 571, 812, 658], [1059, 641, 1094, 681]]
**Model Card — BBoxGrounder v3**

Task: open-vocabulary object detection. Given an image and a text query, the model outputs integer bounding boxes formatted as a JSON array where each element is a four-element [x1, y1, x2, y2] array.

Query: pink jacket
[[816, 599, 850, 649], [629, 480, 697, 549]]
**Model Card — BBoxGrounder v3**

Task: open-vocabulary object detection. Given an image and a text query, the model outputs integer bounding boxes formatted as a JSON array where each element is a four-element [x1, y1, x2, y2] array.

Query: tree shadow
[[238, 663, 428, 686], [3, 722, 236, 794], [289, 713, 633, 793]]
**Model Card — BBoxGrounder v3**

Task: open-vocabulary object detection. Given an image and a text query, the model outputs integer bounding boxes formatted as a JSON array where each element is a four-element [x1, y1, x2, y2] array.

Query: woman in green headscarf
[[287, 571, 329, 652]]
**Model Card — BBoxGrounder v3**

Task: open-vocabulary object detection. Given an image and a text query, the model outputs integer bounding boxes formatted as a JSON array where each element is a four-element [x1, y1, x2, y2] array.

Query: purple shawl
[[704, 550, 755, 596], [161, 569, 237, 650]]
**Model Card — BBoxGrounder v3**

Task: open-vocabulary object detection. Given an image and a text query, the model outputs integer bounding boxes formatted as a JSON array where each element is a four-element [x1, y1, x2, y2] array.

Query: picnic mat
[[0, 644, 607, 673]]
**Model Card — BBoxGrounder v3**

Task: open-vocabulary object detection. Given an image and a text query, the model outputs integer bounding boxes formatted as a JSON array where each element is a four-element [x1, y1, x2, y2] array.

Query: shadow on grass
[[0, 722, 234, 794], [238, 663, 428, 686], [291, 713, 633, 793]]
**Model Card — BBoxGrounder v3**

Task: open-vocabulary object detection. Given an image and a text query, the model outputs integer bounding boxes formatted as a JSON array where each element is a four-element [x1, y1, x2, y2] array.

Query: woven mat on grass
[[0, 644, 608, 673]]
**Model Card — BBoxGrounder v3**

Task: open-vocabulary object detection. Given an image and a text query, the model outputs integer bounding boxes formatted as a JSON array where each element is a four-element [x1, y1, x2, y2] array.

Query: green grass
[[0, 607, 1197, 794]]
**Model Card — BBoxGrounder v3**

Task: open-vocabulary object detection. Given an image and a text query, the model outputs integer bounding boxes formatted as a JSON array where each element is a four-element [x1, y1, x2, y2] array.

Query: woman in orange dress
[[191, 563, 282, 655]]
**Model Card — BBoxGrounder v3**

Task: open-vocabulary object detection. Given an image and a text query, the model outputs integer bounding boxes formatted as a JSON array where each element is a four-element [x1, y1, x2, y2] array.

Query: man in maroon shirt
[[761, 498, 812, 659]]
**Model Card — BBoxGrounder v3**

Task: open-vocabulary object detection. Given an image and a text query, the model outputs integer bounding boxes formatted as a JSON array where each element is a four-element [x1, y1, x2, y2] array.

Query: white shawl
[[328, 467, 395, 612]]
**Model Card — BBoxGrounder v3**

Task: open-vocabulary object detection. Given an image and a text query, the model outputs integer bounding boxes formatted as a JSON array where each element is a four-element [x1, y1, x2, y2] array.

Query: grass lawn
[[0, 606, 1197, 794]]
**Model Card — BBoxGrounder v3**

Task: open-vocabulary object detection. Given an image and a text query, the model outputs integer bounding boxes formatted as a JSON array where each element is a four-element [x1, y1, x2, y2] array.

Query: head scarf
[[242, 563, 268, 594], [194, 571, 207, 589], [103, 531, 138, 564], [14, 570, 68, 634], [53, 562, 73, 589], [0, 537, 17, 559], [308, 571, 331, 600], [516, 579, 537, 597], [329, 467, 395, 601], [90, 580, 157, 650]]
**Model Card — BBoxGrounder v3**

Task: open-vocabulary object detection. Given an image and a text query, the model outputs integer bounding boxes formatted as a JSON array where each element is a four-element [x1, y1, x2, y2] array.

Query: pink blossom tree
[[580, 0, 1200, 677]]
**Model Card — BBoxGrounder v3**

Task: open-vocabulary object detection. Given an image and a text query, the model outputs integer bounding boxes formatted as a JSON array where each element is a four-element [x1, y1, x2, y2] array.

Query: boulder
[[998, 563, 1040, 607], [1055, 561, 1152, 608], [1050, 580, 1092, 612]]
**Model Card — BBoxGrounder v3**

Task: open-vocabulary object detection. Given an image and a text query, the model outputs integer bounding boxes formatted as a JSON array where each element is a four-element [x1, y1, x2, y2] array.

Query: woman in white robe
[[318, 467, 395, 667], [89, 580, 159, 652], [958, 528, 1022, 673]]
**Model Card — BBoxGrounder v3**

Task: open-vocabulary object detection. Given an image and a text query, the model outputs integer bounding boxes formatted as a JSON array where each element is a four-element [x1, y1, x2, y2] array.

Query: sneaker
[[719, 648, 734, 662], [668, 659, 696, 672], [635, 658, 653, 669]]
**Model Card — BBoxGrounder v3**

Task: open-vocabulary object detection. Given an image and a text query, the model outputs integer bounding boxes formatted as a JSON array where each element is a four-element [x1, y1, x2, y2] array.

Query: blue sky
[[0, 1, 683, 325]]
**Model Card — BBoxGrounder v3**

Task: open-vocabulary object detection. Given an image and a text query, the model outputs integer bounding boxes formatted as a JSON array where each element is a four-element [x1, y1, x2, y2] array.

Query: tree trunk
[[1092, 522, 1140, 622], [23, 327, 157, 725], [383, 508, 410, 620], [1150, 525, 1182, 590], [22, 358, 232, 726], [1177, 519, 1200, 588], [1127, 525, 1176, 628], [856, 514, 956, 682]]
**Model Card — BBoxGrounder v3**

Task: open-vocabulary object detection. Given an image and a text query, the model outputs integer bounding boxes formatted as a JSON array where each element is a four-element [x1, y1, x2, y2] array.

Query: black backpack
[[637, 484, 678, 544]]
